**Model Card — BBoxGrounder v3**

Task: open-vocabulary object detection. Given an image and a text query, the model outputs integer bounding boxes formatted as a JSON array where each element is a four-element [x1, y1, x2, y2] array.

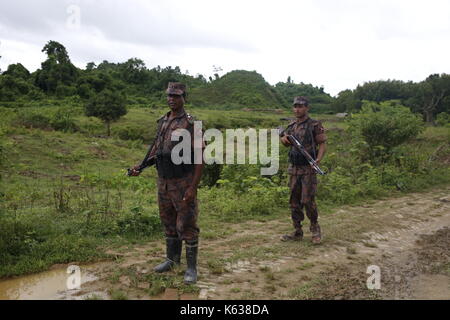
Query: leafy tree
[[348, 101, 424, 160], [332, 89, 360, 112], [345, 80, 420, 114], [3, 63, 31, 80], [76, 72, 114, 96], [436, 112, 450, 127], [85, 90, 127, 136], [354, 80, 413, 103], [120, 58, 148, 84], [77, 83, 95, 99], [416, 74, 450, 124], [0, 64, 34, 101], [34, 41, 78, 94], [55, 84, 76, 98], [86, 62, 96, 71], [274, 80, 333, 111], [42, 40, 71, 63], [0, 75, 31, 100]]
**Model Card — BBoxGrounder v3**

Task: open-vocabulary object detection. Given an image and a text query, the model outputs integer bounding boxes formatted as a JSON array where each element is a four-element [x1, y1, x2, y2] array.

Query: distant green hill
[[274, 82, 335, 114], [189, 70, 286, 108]]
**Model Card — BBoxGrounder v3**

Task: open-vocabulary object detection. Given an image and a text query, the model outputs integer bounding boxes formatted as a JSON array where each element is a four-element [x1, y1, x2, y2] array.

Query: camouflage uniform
[[284, 109, 327, 238], [153, 110, 202, 241], [150, 82, 205, 284]]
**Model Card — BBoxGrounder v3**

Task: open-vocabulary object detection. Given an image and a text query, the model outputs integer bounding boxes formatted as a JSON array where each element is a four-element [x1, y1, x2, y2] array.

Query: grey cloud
[[0, 0, 60, 34], [0, 0, 254, 51]]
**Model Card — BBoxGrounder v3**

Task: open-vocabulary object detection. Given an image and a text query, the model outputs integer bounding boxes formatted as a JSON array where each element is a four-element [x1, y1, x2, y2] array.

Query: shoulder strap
[[153, 115, 167, 153], [284, 120, 296, 133], [156, 114, 166, 123], [307, 118, 317, 159]]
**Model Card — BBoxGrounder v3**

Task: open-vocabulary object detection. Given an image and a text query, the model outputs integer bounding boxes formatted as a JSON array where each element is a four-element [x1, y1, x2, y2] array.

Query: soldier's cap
[[166, 82, 187, 96], [292, 96, 309, 106]]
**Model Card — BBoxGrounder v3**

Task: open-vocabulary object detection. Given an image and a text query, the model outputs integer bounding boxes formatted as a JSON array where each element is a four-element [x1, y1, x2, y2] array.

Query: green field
[[1, 105, 449, 279]]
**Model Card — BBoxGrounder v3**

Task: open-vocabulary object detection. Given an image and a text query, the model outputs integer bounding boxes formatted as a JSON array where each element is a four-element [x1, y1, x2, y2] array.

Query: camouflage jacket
[[150, 110, 204, 179], [284, 116, 327, 175]]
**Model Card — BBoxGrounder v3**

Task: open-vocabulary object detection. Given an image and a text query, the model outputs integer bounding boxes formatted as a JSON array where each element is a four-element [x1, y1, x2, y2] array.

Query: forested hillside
[[1, 40, 449, 123]]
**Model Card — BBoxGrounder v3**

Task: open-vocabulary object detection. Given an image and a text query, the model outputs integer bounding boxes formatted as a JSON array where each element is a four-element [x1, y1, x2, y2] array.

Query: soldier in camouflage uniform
[[130, 82, 205, 284], [280, 96, 327, 244]]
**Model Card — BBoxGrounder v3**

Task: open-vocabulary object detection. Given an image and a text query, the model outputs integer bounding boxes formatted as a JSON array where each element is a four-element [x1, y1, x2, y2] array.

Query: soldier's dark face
[[293, 104, 309, 118], [167, 94, 185, 111]]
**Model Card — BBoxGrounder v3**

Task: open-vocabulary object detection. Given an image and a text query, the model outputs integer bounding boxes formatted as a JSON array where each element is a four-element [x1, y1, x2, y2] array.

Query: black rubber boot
[[310, 223, 322, 244], [280, 228, 304, 242], [184, 240, 198, 284], [154, 237, 182, 273]]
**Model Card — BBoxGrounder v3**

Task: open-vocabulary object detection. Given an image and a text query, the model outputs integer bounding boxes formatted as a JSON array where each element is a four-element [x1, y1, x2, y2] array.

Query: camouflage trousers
[[288, 166, 319, 232], [157, 174, 199, 241]]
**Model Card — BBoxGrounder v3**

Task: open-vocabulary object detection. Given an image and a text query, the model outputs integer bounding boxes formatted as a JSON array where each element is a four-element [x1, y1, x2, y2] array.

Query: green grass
[[84, 294, 103, 300], [288, 282, 316, 299], [0, 104, 449, 280], [109, 289, 128, 300], [297, 262, 315, 271], [206, 259, 226, 275]]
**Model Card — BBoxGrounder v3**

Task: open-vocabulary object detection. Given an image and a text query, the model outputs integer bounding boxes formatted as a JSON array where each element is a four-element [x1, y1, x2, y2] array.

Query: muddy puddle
[[0, 264, 106, 300]]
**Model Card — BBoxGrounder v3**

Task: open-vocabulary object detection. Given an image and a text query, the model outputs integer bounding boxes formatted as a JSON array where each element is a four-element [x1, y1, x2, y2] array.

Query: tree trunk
[[106, 121, 111, 136], [424, 109, 436, 126]]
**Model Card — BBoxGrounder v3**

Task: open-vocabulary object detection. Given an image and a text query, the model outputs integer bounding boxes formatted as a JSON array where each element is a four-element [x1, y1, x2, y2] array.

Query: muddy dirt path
[[3, 187, 449, 300], [193, 187, 450, 300]]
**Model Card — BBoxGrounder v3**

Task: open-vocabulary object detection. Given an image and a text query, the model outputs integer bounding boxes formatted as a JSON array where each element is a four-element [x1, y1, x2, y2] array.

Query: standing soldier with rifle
[[128, 82, 205, 284], [279, 96, 327, 244]]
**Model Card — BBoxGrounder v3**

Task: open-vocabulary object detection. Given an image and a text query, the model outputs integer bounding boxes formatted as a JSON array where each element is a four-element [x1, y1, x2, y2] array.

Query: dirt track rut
[[61, 187, 450, 300]]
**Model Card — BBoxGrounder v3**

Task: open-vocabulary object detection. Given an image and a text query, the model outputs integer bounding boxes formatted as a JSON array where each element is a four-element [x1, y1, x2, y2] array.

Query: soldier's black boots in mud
[[154, 237, 182, 273], [280, 223, 321, 244], [280, 229, 304, 242], [184, 240, 198, 284], [310, 223, 322, 244]]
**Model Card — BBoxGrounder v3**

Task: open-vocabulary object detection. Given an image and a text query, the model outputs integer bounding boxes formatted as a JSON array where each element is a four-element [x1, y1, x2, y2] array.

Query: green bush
[[202, 163, 289, 220], [78, 116, 104, 135], [200, 184, 288, 222], [55, 84, 76, 98], [77, 83, 95, 99], [112, 124, 146, 141], [85, 90, 128, 136], [27, 88, 46, 100], [0, 221, 103, 278], [436, 112, 450, 127], [12, 108, 78, 133], [14, 110, 51, 129], [116, 206, 161, 236], [318, 167, 361, 204], [348, 101, 424, 159], [201, 163, 223, 187], [50, 109, 79, 132], [0, 218, 39, 264]]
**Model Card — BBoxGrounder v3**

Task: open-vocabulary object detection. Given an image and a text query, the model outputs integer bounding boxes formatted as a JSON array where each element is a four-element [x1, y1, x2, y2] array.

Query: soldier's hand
[[129, 165, 141, 176], [183, 187, 197, 202], [281, 135, 291, 146]]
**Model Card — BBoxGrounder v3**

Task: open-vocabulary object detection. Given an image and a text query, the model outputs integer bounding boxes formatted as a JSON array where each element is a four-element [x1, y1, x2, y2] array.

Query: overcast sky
[[1, 0, 449, 96]]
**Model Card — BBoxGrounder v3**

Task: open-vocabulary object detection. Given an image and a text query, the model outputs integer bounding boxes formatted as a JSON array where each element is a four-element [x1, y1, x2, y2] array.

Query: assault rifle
[[278, 127, 326, 175], [126, 142, 157, 176]]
